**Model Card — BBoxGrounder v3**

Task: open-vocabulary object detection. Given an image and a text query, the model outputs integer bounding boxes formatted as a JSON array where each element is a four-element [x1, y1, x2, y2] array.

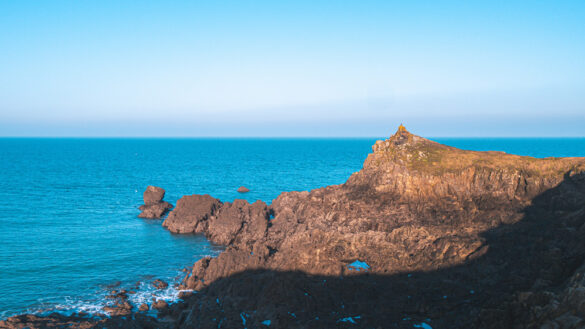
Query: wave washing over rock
[[3, 126, 585, 329]]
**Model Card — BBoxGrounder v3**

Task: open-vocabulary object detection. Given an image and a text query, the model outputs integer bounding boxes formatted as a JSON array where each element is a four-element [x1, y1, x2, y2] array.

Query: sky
[[0, 0, 584, 137]]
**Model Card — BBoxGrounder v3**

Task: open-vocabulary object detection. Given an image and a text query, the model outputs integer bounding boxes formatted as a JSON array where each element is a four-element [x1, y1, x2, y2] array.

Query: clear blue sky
[[0, 0, 584, 137]]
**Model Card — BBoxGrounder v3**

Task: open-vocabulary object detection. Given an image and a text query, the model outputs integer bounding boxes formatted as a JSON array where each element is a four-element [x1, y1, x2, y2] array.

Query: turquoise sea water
[[0, 137, 584, 318]]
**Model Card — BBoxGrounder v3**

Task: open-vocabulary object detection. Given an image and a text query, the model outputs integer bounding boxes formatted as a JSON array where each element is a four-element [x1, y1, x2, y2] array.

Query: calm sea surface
[[1, 137, 584, 318]]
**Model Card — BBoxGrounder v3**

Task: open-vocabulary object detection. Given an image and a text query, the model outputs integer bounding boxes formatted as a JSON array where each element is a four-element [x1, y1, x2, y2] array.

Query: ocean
[[1, 137, 584, 318]]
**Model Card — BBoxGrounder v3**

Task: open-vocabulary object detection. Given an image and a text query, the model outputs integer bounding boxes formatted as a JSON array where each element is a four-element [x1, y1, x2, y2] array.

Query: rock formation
[[162, 194, 222, 233], [162, 127, 585, 328], [152, 279, 169, 290], [237, 186, 250, 193], [5, 126, 585, 328], [138, 186, 173, 219]]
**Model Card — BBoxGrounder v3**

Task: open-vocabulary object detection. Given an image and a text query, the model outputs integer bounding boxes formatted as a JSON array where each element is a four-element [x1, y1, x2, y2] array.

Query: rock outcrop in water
[[138, 186, 173, 219], [237, 186, 250, 193], [5, 126, 585, 329]]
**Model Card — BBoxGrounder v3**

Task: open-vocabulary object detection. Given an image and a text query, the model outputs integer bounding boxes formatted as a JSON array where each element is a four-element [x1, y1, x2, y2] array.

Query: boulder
[[138, 186, 173, 219], [152, 279, 169, 290], [152, 299, 169, 310], [162, 194, 222, 233], [103, 301, 132, 316], [143, 185, 165, 205], [237, 186, 250, 193], [178, 291, 193, 299]]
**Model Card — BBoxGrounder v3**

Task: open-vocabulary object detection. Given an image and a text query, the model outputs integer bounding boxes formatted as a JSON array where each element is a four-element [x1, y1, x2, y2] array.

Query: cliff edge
[[160, 127, 585, 328]]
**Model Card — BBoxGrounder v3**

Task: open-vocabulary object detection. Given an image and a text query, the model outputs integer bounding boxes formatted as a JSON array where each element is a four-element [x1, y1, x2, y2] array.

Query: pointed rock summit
[[397, 123, 407, 134], [372, 124, 438, 153]]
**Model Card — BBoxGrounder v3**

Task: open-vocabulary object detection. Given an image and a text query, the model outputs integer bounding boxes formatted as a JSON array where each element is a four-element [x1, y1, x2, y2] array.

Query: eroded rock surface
[[138, 186, 173, 219], [167, 127, 585, 328], [162, 194, 222, 233]]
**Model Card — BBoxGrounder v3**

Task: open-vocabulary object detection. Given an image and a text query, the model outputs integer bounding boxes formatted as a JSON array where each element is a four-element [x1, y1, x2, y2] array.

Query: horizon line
[[1, 136, 585, 139]]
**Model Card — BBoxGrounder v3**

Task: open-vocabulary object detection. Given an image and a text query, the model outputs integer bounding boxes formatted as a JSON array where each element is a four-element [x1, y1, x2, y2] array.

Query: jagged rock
[[138, 186, 173, 219], [162, 194, 222, 233], [178, 291, 193, 299], [138, 303, 149, 312], [237, 186, 250, 193], [207, 199, 269, 245], [152, 299, 169, 310], [105, 290, 128, 300], [0, 313, 107, 329], [103, 301, 132, 316], [152, 279, 168, 290], [144, 186, 165, 205]]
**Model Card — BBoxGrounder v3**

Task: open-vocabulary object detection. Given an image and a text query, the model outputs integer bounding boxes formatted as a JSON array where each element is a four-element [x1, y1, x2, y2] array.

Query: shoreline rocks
[[152, 279, 169, 290], [138, 186, 173, 219]]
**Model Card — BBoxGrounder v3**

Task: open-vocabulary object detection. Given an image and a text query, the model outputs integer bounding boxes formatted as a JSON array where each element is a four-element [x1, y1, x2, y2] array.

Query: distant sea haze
[[0, 137, 584, 318]]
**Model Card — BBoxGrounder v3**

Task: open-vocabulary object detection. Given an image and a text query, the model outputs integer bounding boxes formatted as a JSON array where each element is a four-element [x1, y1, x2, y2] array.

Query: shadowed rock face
[[6, 127, 585, 328], [138, 186, 173, 219]]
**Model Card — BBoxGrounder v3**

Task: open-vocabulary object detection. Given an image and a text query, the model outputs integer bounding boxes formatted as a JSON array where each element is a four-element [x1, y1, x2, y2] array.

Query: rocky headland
[[3, 126, 585, 329]]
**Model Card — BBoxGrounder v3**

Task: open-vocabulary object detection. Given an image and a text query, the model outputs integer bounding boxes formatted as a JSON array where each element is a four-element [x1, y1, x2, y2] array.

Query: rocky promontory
[[5, 126, 585, 329], [162, 127, 585, 328]]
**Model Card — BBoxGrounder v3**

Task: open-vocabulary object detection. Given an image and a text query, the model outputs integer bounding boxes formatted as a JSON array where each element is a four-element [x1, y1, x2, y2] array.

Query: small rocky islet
[[138, 185, 173, 219], [3, 126, 585, 328]]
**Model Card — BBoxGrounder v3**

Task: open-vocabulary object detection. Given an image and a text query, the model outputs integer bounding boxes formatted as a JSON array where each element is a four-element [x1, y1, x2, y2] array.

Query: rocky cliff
[[4, 127, 585, 329], [156, 127, 585, 328]]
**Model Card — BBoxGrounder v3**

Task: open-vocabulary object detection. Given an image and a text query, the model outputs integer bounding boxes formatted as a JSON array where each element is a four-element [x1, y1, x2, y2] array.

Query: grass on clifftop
[[372, 128, 585, 177]]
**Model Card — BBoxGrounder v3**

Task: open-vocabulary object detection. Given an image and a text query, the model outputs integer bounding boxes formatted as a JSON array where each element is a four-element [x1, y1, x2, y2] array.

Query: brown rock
[[103, 301, 132, 316], [152, 279, 169, 290], [178, 290, 193, 299], [138, 201, 173, 219], [162, 194, 222, 233], [237, 186, 250, 193], [206, 199, 269, 245], [138, 303, 149, 312], [143, 185, 165, 205], [138, 186, 173, 219], [152, 299, 169, 310]]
